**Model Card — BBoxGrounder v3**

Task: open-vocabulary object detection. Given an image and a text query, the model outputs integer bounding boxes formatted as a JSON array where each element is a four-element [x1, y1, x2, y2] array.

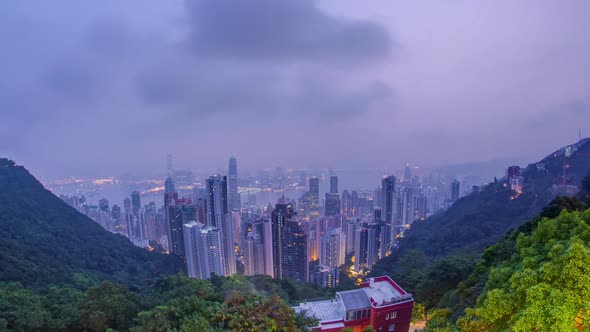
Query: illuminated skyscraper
[[320, 227, 345, 268], [414, 193, 428, 221], [355, 221, 380, 271], [341, 190, 351, 216], [309, 177, 320, 214], [206, 175, 236, 276], [271, 200, 308, 282], [324, 193, 341, 216]]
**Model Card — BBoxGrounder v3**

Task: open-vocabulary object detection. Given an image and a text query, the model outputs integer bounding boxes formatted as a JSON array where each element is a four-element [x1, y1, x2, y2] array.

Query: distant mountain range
[[0, 158, 183, 289]]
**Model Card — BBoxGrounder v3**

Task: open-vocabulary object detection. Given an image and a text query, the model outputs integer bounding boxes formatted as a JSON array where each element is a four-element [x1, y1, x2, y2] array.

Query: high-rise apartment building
[[324, 193, 341, 216], [320, 227, 345, 268], [206, 175, 236, 276], [355, 221, 380, 272], [380, 176, 396, 256], [183, 221, 224, 279], [271, 200, 308, 282]]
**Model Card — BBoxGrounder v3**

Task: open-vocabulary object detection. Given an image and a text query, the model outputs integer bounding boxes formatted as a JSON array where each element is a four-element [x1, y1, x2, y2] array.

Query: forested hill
[[370, 138, 590, 308], [400, 137, 590, 258], [0, 158, 183, 289]]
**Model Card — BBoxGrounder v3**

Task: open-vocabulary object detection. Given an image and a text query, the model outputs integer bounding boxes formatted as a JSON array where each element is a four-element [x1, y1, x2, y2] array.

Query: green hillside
[[370, 138, 590, 308], [0, 158, 183, 289], [426, 201, 590, 331]]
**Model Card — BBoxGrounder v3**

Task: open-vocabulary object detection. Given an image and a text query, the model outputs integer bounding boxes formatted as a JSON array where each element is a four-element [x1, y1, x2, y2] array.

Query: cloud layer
[[1, 0, 590, 179]]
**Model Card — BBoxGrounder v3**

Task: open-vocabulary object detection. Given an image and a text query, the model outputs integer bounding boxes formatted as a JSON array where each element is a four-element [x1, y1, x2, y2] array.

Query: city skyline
[[2, 0, 589, 179]]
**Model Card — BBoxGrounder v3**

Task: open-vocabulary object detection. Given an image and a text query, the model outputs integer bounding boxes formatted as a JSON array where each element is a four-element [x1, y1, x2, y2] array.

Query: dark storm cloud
[[132, 0, 396, 122], [134, 63, 283, 118], [184, 0, 394, 63]]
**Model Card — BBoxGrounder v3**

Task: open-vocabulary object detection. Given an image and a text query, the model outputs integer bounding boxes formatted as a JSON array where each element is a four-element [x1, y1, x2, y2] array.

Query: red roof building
[[294, 276, 414, 332]]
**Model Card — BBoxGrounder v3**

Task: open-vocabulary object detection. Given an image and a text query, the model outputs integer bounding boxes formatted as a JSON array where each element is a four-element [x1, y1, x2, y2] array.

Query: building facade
[[295, 275, 414, 332], [183, 221, 224, 279]]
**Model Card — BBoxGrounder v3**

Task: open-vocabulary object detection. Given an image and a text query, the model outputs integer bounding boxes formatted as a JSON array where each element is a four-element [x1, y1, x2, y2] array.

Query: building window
[[385, 313, 389, 320], [391, 311, 397, 319], [389, 323, 395, 331]]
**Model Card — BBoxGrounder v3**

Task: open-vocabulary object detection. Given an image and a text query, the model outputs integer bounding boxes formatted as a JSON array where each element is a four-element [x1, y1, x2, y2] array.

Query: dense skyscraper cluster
[[60, 158, 464, 286]]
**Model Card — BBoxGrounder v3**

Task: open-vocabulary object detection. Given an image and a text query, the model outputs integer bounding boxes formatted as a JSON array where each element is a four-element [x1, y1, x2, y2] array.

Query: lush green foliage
[[453, 196, 587, 316], [0, 158, 183, 290], [454, 209, 590, 331], [0, 274, 319, 331]]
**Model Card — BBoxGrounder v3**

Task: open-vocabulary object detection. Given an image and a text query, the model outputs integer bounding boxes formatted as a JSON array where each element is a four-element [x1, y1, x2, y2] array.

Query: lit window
[[391, 311, 397, 319], [385, 313, 389, 320], [389, 323, 395, 331]]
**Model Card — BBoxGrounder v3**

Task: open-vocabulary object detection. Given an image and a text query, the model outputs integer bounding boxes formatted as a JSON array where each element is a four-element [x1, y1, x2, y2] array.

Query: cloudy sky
[[2, 0, 590, 178]]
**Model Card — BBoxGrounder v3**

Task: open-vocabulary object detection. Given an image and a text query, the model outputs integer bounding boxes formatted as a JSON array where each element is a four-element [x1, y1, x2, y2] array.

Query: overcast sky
[[2, 0, 590, 178]]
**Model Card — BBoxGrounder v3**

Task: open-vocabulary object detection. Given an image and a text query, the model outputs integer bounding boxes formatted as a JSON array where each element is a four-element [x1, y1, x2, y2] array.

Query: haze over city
[[2, 0, 589, 179]]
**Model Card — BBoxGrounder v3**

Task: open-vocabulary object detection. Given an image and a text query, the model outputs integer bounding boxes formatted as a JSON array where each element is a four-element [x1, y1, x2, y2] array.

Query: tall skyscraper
[[228, 156, 241, 212], [164, 177, 180, 254], [166, 153, 174, 179], [351, 190, 360, 216], [123, 197, 131, 215], [131, 191, 141, 215], [414, 193, 428, 221], [341, 190, 351, 217], [324, 193, 341, 216], [111, 204, 122, 232], [271, 199, 308, 282], [401, 187, 415, 225], [195, 198, 207, 226], [354, 221, 380, 272], [345, 219, 357, 255], [451, 179, 460, 202], [380, 176, 396, 257], [330, 175, 338, 194], [271, 199, 292, 279], [241, 218, 272, 276], [206, 175, 236, 276], [320, 227, 345, 268], [167, 201, 195, 257], [165, 177, 176, 194], [183, 221, 225, 279], [309, 177, 320, 213], [282, 217, 308, 283]]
